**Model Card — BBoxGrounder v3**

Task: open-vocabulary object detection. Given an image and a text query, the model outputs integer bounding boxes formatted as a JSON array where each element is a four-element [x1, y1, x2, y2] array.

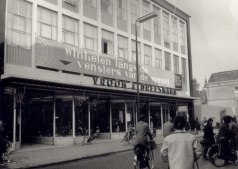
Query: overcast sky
[[167, 0, 238, 90]]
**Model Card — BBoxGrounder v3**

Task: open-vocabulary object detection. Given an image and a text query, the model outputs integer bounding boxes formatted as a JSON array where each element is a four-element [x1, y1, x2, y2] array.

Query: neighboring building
[[205, 70, 238, 108], [194, 70, 238, 125], [0, 0, 195, 149]]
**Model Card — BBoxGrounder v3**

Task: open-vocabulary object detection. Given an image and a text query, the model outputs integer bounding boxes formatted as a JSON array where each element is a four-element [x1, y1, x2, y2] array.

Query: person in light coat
[[161, 116, 202, 169]]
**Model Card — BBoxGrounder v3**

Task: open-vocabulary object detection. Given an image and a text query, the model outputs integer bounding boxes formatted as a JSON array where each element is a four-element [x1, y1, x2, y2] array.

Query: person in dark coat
[[134, 114, 153, 150], [216, 116, 235, 165], [203, 118, 215, 159], [184, 116, 190, 132], [203, 118, 215, 144], [195, 117, 201, 132]]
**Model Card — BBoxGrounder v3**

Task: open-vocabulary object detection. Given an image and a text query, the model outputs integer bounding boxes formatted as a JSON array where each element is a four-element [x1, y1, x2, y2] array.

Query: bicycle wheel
[[146, 150, 154, 169]]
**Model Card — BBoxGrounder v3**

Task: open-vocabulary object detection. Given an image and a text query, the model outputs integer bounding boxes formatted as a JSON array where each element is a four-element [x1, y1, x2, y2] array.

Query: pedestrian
[[195, 117, 201, 133], [203, 118, 215, 159], [229, 117, 238, 151], [161, 116, 202, 169], [162, 117, 174, 138], [184, 116, 190, 132]]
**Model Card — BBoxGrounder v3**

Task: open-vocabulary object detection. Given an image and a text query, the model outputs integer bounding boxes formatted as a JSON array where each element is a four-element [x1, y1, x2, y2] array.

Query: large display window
[[150, 105, 162, 129], [20, 90, 54, 140], [111, 102, 126, 132], [90, 100, 110, 133], [75, 100, 88, 137], [55, 97, 72, 137]]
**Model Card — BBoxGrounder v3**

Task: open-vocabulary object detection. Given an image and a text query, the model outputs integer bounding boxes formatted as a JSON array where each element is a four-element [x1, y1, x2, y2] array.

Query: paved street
[[34, 145, 238, 169]]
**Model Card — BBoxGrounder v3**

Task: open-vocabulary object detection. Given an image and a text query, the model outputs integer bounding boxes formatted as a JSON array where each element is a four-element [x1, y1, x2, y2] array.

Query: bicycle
[[121, 128, 135, 145], [81, 127, 100, 146], [133, 140, 156, 169]]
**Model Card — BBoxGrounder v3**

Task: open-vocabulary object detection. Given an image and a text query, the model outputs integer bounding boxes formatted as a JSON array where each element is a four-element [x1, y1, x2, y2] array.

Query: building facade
[[0, 0, 195, 149]]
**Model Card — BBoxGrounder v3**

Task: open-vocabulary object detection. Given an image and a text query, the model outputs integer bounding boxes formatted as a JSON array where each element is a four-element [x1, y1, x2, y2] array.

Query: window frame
[[84, 23, 98, 51], [144, 45, 152, 66], [163, 12, 170, 44], [155, 48, 162, 69], [164, 52, 171, 71], [173, 55, 179, 73], [37, 6, 57, 41], [62, 15, 79, 46]]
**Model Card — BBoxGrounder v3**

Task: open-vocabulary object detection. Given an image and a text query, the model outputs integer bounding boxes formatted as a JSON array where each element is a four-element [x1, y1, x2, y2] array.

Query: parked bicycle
[[81, 127, 100, 146], [121, 127, 135, 145]]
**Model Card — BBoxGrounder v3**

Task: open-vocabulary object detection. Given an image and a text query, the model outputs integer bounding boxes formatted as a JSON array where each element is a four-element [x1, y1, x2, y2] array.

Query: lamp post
[[135, 12, 157, 121]]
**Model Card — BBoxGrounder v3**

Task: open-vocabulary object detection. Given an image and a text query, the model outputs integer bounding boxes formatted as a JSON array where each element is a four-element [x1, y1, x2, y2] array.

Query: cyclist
[[133, 114, 153, 162]]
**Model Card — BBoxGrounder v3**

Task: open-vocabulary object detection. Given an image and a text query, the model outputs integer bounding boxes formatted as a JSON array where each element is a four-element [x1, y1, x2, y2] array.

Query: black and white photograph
[[0, 0, 238, 169]]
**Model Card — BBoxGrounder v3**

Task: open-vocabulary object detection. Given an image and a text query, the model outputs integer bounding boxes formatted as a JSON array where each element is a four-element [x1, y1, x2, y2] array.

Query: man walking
[[163, 117, 174, 138], [161, 116, 202, 169]]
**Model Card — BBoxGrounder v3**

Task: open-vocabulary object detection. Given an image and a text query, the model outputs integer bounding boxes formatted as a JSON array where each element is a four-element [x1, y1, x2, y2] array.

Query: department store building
[[0, 0, 196, 149]]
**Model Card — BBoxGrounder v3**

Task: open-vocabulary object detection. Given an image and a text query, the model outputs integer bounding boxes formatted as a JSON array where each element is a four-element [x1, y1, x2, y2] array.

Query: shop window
[[150, 105, 162, 129], [90, 100, 110, 133], [75, 101, 88, 137], [55, 98, 73, 137], [112, 103, 126, 133]]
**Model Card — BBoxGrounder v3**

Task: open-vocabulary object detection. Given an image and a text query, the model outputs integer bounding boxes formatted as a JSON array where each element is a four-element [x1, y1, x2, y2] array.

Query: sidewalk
[[1, 131, 206, 169]]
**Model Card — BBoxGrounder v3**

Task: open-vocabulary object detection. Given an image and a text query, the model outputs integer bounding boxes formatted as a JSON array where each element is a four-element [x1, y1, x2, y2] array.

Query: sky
[[167, 0, 238, 90]]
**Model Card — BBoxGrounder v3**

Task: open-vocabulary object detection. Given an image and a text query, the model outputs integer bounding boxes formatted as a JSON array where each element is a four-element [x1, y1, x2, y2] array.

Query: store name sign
[[35, 37, 175, 88], [92, 76, 176, 95]]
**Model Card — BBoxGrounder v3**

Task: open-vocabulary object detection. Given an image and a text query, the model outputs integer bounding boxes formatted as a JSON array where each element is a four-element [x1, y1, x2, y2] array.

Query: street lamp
[[135, 12, 157, 121]]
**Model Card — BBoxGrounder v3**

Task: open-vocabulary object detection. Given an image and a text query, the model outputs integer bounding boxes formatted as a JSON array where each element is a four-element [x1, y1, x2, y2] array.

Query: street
[[35, 144, 238, 169]]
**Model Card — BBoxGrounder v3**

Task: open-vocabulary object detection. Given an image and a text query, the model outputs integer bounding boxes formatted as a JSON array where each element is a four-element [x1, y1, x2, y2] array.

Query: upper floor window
[[131, 40, 141, 63], [142, 1, 151, 32], [130, 0, 139, 35], [180, 21, 186, 54], [173, 55, 179, 73], [163, 12, 170, 44], [164, 52, 171, 71], [84, 23, 97, 51], [44, 0, 57, 5], [102, 29, 113, 55], [117, 0, 126, 20], [101, 0, 113, 26], [144, 45, 152, 66], [83, 0, 97, 20], [62, 15, 79, 46], [62, 0, 79, 13], [153, 6, 161, 37], [172, 17, 178, 43], [155, 49, 162, 69], [118, 35, 128, 59], [37, 6, 57, 40], [181, 58, 187, 82], [7, 0, 32, 49]]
